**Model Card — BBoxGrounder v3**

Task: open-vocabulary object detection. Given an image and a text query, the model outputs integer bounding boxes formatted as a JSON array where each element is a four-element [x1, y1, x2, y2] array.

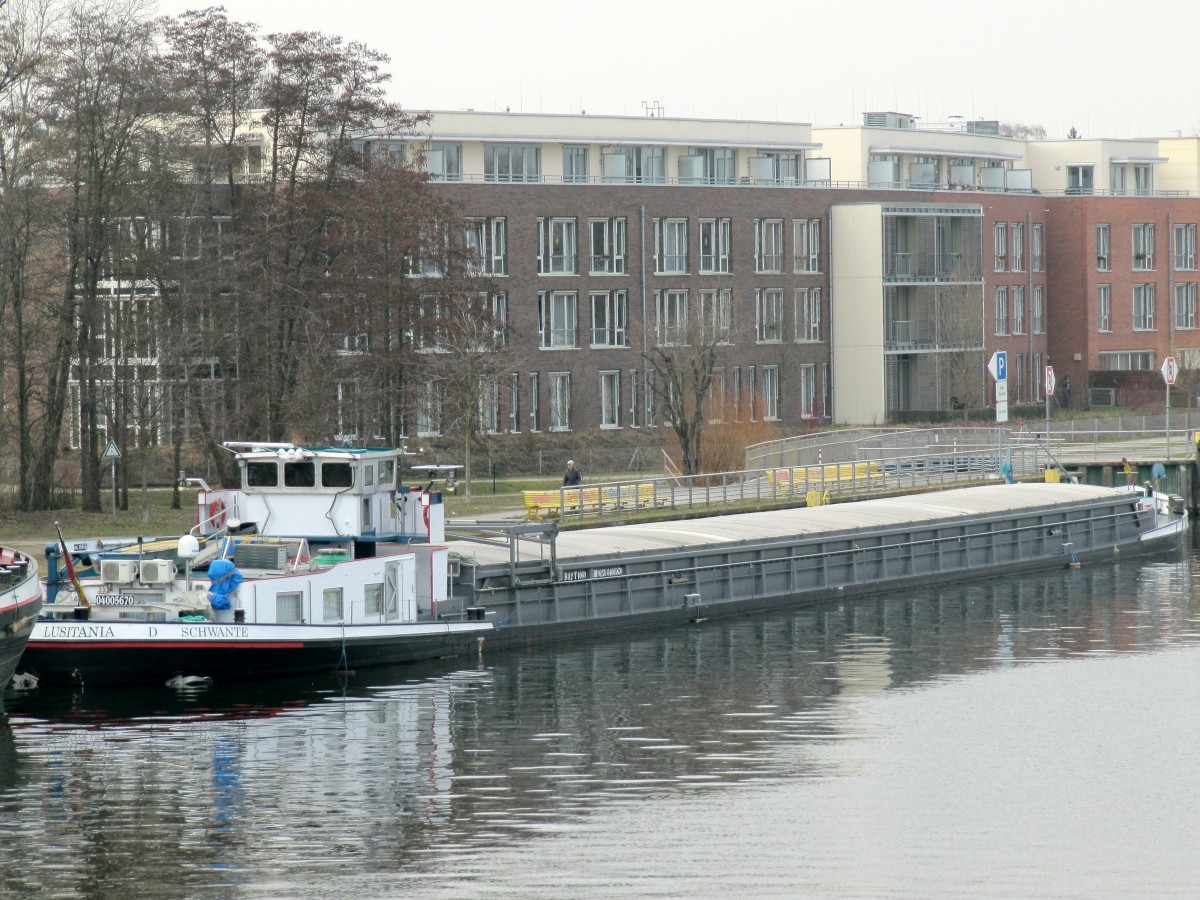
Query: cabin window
[[277, 591, 303, 623], [323, 587, 344, 620], [284, 461, 315, 487], [365, 582, 384, 616], [246, 462, 278, 487], [363, 465, 374, 486], [322, 462, 354, 488], [378, 460, 395, 485]]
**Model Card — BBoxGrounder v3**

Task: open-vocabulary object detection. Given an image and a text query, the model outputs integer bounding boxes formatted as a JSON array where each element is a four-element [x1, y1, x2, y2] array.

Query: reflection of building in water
[[831, 633, 894, 700]]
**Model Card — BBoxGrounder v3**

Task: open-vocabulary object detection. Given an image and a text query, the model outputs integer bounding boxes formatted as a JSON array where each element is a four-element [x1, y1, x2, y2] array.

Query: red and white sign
[[1044, 365, 1055, 396], [1161, 356, 1178, 386]]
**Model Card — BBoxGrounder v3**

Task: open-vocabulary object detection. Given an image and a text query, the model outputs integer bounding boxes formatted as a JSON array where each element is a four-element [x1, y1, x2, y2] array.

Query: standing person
[[1122, 458, 1134, 486], [563, 459, 582, 486]]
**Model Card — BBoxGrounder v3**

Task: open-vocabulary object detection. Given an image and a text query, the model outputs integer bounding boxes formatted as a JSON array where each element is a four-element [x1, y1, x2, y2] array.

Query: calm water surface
[[4, 542, 1200, 898]]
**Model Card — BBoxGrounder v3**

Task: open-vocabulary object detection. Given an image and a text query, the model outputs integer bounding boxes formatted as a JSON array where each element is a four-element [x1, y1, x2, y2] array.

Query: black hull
[[1, 595, 43, 690], [20, 628, 486, 688]]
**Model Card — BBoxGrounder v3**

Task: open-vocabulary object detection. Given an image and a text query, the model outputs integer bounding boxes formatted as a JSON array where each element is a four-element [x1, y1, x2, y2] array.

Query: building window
[[1097, 224, 1110, 271], [1134, 164, 1153, 195], [1033, 286, 1045, 334], [1098, 284, 1111, 332], [1176, 283, 1198, 329], [431, 142, 461, 181], [538, 217, 577, 274], [761, 366, 780, 421], [630, 146, 665, 183], [747, 366, 757, 421], [799, 364, 816, 419], [563, 145, 588, 183], [1133, 284, 1156, 330], [655, 289, 689, 346], [478, 378, 500, 434], [1011, 286, 1025, 335], [754, 219, 784, 273], [589, 218, 626, 274], [538, 291, 578, 348], [795, 288, 821, 342], [692, 146, 737, 184], [487, 291, 508, 347], [1133, 223, 1155, 270], [600, 371, 620, 428], [484, 143, 540, 182], [549, 373, 571, 431], [655, 218, 688, 274], [590, 290, 628, 347], [1110, 163, 1127, 195], [1175, 224, 1197, 271], [509, 373, 520, 433], [699, 288, 732, 344], [416, 382, 443, 436], [464, 217, 507, 275], [793, 219, 821, 273], [755, 289, 784, 343], [1032, 223, 1044, 272], [1098, 351, 1153, 371], [529, 372, 539, 431], [759, 150, 802, 184], [629, 369, 639, 428], [645, 369, 656, 427], [699, 218, 731, 273], [994, 286, 1008, 335], [994, 222, 1007, 271], [1011, 222, 1024, 272], [1067, 164, 1094, 194]]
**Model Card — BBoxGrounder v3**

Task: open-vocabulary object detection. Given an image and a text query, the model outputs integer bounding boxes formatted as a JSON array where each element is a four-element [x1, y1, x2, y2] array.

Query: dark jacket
[[563, 466, 582, 486]]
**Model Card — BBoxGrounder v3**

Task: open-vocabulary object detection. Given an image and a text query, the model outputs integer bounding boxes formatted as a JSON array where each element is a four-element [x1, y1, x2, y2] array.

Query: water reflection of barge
[[447, 482, 1186, 649]]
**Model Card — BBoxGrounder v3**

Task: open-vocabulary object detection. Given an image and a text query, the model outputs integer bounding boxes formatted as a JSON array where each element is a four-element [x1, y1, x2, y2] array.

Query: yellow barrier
[[805, 490, 831, 507], [766, 462, 882, 495], [523, 483, 666, 518]]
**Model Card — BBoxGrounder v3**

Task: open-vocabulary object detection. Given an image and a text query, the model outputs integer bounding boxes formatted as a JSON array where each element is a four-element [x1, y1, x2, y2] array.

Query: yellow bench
[[523, 483, 666, 518], [766, 462, 882, 495]]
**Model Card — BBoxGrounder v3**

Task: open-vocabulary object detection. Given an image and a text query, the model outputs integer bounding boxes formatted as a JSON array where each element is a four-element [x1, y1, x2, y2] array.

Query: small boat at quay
[[21, 442, 491, 687], [19, 441, 1189, 689], [1, 546, 42, 690]]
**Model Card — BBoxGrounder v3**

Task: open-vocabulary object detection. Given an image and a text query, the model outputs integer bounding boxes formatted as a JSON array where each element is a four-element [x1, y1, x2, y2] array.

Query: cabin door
[[385, 562, 401, 621]]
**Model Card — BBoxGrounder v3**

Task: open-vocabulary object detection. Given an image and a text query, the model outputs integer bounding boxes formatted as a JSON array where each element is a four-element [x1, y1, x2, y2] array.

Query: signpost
[[103, 439, 121, 517], [1044, 365, 1055, 440], [987, 351, 1008, 424], [1161, 356, 1177, 460]]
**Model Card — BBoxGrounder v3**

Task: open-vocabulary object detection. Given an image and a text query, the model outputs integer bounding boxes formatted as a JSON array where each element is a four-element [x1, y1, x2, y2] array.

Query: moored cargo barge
[[444, 483, 1186, 648]]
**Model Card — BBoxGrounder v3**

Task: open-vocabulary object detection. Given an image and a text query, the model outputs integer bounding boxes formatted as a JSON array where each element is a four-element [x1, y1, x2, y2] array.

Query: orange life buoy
[[422, 503, 431, 531], [209, 498, 227, 529]]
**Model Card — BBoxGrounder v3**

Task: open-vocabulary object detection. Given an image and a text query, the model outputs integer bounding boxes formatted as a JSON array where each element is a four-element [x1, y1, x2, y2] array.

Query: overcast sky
[[156, 0, 1199, 140]]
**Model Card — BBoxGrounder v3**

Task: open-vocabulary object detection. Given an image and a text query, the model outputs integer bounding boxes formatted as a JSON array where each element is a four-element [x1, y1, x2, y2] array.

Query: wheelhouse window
[[284, 461, 315, 487], [321, 462, 353, 488], [246, 462, 278, 487]]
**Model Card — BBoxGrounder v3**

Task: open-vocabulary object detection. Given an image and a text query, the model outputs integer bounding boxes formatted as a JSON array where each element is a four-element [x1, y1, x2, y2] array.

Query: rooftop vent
[[864, 112, 916, 130]]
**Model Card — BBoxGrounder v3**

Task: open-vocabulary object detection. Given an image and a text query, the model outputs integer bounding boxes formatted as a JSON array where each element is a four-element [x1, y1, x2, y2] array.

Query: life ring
[[209, 498, 227, 529], [422, 504, 431, 531]]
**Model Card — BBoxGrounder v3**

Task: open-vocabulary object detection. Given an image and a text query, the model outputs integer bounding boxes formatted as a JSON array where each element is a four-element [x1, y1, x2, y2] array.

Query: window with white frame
[[799, 364, 816, 419], [754, 219, 784, 273], [1110, 163, 1127, 194], [760, 365, 779, 421], [529, 372, 539, 431], [590, 290, 628, 347], [1011, 286, 1025, 335], [1133, 223, 1155, 270], [644, 368, 656, 427], [415, 296, 447, 351], [629, 369, 639, 427], [994, 222, 1007, 271], [416, 382, 443, 436], [631, 146, 665, 183], [699, 288, 732, 344], [538, 291, 578, 348], [795, 288, 821, 342], [692, 147, 737, 184], [431, 142, 462, 180], [478, 378, 500, 433], [655, 290, 688, 346], [1067, 164, 1094, 194], [1032, 223, 1044, 271], [538, 217, 577, 274], [549, 372, 571, 431], [1033, 286, 1045, 334], [707, 366, 726, 423], [755, 289, 784, 343], [747, 366, 757, 421], [759, 150, 802, 183], [484, 143, 540, 182], [563, 145, 588, 183], [599, 371, 620, 428], [1133, 283, 1155, 330], [1097, 224, 1110, 270], [1098, 284, 1111, 332], [793, 219, 821, 272], [994, 287, 1008, 334], [1098, 351, 1153, 370], [589, 218, 626, 274], [405, 224, 447, 277], [655, 218, 688, 273], [1012, 222, 1024, 272], [464, 217, 507, 275], [699, 218, 731, 273], [1175, 224, 1197, 270], [483, 291, 508, 347], [509, 373, 520, 433], [1176, 283, 1197, 329], [1134, 164, 1153, 195]]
